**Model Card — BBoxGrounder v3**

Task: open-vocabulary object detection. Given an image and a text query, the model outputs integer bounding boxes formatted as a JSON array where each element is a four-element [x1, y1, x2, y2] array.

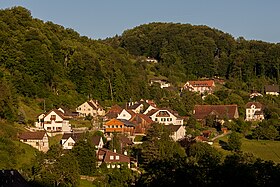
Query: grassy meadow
[[213, 135, 280, 163]]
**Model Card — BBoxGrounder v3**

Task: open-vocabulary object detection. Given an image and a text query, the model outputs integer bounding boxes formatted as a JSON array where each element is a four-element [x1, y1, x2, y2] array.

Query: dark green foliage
[[71, 138, 97, 176], [140, 123, 186, 168], [227, 132, 242, 151], [252, 120, 279, 140]]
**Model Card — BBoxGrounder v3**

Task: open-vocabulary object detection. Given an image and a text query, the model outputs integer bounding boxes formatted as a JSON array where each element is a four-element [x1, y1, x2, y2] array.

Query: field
[[78, 179, 96, 187], [213, 135, 280, 163]]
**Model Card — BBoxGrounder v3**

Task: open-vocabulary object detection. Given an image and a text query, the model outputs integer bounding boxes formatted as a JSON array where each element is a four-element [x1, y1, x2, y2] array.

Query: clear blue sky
[[1, 0, 279, 43]]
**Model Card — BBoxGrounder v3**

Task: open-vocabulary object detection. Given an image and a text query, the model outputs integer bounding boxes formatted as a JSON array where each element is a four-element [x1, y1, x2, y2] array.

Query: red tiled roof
[[19, 131, 46, 140], [105, 105, 123, 119], [44, 109, 66, 120], [145, 109, 159, 117], [265, 85, 279, 92], [187, 80, 215, 87], [194, 105, 239, 120], [165, 125, 182, 132], [245, 102, 263, 109], [61, 132, 102, 146], [97, 148, 130, 163], [136, 113, 153, 124]]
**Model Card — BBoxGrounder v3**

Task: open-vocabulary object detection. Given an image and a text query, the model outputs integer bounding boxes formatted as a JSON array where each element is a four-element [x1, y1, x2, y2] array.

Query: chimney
[[124, 150, 127, 155], [114, 149, 116, 153]]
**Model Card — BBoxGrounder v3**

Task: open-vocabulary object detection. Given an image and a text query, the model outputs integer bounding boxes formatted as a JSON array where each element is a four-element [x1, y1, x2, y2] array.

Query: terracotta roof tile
[[194, 105, 239, 120], [245, 102, 263, 109]]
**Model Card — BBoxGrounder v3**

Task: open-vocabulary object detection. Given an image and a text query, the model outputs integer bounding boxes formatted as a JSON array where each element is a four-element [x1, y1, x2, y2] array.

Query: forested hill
[[1, 6, 280, 121], [0, 7, 150, 120], [107, 22, 280, 86]]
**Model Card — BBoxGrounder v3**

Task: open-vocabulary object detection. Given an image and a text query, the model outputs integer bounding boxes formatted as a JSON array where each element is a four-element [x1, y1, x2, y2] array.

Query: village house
[[146, 108, 184, 125], [193, 105, 239, 123], [124, 102, 144, 113], [97, 148, 134, 168], [130, 113, 154, 135], [245, 102, 264, 121], [149, 78, 171, 89], [265, 84, 279, 96], [117, 109, 136, 121], [145, 57, 158, 63], [76, 99, 105, 117], [60, 132, 104, 150], [183, 80, 215, 94], [104, 118, 135, 136], [250, 92, 263, 98], [19, 131, 49, 152], [105, 104, 123, 120], [165, 125, 186, 141], [35, 109, 72, 132]]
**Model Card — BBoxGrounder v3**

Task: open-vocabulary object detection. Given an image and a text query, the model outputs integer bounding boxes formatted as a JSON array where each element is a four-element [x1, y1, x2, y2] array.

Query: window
[[116, 125, 118, 128], [116, 156, 119, 160], [110, 156, 114, 160], [51, 115, 56, 120], [47, 127, 51, 130], [68, 142, 74, 146], [23, 139, 27, 142], [170, 118, 172, 121], [155, 118, 158, 121], [36, 142, 39, 146]]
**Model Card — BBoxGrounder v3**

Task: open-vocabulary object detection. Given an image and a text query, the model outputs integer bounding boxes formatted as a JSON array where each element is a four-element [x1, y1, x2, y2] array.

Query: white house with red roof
[[60, 132, 104, 150], [76, 99, 105, 117], [183, 80, 215, 94], [146, 108, 183, 125], [245, 102, 264, 121], [35, 109, 71, 132], [97, 148, 134, 168]]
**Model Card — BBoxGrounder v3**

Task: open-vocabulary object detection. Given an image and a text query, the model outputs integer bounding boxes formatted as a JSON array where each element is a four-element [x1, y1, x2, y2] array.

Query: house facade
[[97, 148, 133, 168], [19, 131, 49, 152], [183, 80, 215, 94], [117, 109, 136, 121], [35, 109, 71, 132], [146, 109, 183, 125], [76, 99, 105, 117], [165, 125, 186, 141], [265, 85, 279, 96], [60, 132, 104, 150], [245, 102, 264, 121], [104, 119, 135, 136], [150, 78, 171, 89]]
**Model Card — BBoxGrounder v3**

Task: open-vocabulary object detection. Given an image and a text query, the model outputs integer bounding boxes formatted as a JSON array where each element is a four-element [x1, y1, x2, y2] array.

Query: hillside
[[0, 7, 150, 122], [106, 22, 280, 88], [0, 7, 280, 119]]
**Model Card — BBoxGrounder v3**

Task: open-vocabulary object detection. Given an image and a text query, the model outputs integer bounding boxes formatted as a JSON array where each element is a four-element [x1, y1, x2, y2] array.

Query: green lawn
[[13, 141, 38, 169], [242, 139, 280, 163], [213, 135, 280, 163], [70, 119, 92, 128], [49, 134, 63, 147], [78, 179, 96, 187]]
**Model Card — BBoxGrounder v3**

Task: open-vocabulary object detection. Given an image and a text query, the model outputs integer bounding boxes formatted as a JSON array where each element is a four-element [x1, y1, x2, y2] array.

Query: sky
[[1, 0, 280, 43]]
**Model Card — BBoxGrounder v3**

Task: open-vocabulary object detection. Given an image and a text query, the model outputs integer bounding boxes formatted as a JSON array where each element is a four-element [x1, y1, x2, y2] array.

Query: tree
[[228, 132, 242, 151], [71, 137, 97, 176]]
